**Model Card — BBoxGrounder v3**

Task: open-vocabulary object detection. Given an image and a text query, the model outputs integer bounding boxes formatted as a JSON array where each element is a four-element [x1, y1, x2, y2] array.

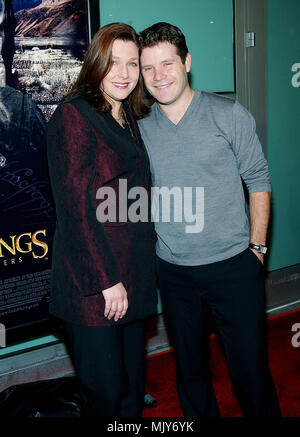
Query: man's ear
[[185, 53, 191, 73]]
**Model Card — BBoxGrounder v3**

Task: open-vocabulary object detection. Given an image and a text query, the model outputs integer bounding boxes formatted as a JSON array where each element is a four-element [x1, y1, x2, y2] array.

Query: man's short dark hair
[[139, 22, 189, 64]]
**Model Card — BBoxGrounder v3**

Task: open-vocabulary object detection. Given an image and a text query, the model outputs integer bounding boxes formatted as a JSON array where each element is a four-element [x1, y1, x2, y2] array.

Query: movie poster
[[0, 0, 90, 338]]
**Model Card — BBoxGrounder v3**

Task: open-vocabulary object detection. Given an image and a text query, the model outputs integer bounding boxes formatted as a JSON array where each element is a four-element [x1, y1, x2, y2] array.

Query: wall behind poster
[[0, 0, 90, 340]]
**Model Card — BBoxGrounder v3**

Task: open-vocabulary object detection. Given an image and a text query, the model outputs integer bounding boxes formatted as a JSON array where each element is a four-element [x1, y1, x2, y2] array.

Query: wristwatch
[[249, 243, 268, 254]]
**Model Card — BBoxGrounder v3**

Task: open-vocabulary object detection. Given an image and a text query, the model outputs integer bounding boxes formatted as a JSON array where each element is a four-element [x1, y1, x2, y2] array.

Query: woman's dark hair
[[139, 22, 189, 64], [66, 22, 149, 119]]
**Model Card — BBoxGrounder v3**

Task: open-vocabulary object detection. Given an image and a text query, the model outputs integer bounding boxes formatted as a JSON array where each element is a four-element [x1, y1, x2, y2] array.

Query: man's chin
[[148, 93, 173, 105], [156, 98, 174, 106]]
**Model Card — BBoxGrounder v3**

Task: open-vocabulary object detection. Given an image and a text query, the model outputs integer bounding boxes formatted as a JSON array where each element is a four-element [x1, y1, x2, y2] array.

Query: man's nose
[[153, 68, 166, 82]]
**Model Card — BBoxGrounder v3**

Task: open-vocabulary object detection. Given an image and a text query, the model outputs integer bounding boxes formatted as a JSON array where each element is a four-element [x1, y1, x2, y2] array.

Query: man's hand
[[250, 248, 264, 265], [102, 282, 128, 322]]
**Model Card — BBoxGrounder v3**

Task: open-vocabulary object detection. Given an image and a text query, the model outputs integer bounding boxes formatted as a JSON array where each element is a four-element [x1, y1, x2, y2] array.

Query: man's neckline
[[156, 89, 200, 128]]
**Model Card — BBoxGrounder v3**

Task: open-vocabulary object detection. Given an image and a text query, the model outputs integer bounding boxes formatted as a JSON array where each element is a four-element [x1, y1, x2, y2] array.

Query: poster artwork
[[0, 0, 90, 334]]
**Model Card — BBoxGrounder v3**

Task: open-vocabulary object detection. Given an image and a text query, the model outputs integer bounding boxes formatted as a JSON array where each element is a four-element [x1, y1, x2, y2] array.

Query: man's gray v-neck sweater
[[138, 90, 271, 265]]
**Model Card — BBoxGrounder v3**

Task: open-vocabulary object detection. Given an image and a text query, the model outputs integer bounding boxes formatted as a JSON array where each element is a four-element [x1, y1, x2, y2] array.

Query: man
[[138, 22, 281, 417]]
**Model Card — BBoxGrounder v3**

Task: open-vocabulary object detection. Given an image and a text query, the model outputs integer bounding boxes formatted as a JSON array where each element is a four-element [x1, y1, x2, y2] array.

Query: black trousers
[[64, 319, 146, 417], [156, 248, 281, 417]]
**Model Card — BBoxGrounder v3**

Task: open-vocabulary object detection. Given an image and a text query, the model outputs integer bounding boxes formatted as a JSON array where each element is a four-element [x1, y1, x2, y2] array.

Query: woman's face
[[101, 39, 140, 106]]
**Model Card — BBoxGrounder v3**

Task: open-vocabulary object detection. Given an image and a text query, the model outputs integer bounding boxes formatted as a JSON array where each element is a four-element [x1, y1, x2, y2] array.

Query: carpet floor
[[143, 309, 300, 417]]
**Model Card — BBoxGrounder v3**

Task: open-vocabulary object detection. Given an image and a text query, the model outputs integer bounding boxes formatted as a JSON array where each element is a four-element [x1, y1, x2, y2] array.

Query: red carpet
[[143, 309, 300, 417]]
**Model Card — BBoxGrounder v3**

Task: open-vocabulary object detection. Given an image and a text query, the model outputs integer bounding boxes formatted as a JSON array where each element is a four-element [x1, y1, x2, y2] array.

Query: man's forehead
[[141, 42, 178, 61]]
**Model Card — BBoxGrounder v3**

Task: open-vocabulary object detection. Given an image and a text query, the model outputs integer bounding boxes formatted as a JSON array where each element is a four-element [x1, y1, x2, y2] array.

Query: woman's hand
[[102, 282, 128, 322]]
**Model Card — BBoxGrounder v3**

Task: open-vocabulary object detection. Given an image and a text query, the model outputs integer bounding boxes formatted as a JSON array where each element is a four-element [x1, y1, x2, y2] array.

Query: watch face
[[250, 244, 267, 254]]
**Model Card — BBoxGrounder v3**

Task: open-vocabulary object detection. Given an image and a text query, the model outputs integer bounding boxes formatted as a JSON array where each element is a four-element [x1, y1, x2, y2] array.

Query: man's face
[[140, 42, 191, 106]]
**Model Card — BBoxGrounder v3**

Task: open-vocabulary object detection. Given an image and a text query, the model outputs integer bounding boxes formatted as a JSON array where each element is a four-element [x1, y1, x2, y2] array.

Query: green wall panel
[[99, 0, 234, 92], [267, 0, 300, 270]]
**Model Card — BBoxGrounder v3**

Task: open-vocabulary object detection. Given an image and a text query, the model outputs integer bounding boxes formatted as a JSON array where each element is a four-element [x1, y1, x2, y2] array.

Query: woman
[[47, 23, 157, 417]]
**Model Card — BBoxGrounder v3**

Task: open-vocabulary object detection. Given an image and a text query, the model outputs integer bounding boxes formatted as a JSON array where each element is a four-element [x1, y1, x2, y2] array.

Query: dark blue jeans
[[156, 248, 281, 417]]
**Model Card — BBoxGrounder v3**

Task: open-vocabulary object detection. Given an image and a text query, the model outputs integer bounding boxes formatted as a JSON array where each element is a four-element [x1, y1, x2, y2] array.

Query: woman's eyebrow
[[112, 56, 139, 60]]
